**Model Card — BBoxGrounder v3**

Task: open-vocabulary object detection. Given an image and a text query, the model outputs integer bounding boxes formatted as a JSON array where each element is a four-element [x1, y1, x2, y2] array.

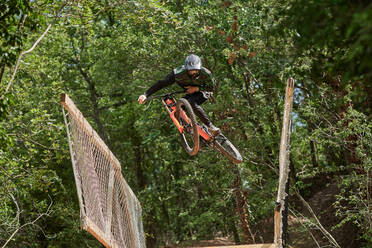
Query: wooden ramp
[[193, 244, 274, 248]]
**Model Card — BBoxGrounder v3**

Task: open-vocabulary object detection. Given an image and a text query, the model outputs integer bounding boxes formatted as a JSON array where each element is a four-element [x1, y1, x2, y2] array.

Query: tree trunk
[[77, 65, 108, 143], [0, 63, 5, 84], [231, 218, 241, 244], [133, 133, 147, 190], [231, 165, 255, 243], [145, 210, 157, 248], [310, 139, 319, 168]]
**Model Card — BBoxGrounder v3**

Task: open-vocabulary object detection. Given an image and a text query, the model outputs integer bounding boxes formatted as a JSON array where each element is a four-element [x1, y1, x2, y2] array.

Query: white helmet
[[184, 54, 202, 70]]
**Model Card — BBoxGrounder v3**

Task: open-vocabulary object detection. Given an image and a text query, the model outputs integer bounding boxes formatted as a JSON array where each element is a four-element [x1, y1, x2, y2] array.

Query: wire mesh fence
[[61, 93, 145, 248]]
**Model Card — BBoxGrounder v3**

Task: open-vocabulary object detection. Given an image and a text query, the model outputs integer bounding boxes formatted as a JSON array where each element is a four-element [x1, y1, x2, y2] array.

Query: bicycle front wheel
[[214, 134, 243, 164], [175, 98, 200, 156]]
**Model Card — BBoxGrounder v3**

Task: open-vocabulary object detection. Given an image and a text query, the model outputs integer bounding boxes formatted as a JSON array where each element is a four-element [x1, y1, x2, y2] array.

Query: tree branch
[[288, 207, 321, 248], [1, 1, 69, 100], [2, 196, 53, 248], [8, 133, 62, 151], [295, 190, 341, 248]]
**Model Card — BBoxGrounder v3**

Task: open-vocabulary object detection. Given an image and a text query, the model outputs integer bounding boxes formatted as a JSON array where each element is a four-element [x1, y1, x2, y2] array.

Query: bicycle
[[145, 91, 243, 164]]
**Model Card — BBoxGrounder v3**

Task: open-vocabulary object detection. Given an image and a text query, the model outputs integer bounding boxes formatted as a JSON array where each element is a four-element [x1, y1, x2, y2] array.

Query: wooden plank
[[85, 217, 123, 248], [61, 93, 122, 172], [85, 217, 112, 248], [202, 244, 275, 248]]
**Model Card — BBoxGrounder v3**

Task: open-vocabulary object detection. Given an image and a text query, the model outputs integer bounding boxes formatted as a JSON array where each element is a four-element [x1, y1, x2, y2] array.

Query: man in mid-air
[[137, 54, 220, 136]]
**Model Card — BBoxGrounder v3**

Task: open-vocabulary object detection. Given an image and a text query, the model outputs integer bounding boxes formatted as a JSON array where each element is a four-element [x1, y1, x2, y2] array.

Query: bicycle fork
[[162, 98, 187, 134]]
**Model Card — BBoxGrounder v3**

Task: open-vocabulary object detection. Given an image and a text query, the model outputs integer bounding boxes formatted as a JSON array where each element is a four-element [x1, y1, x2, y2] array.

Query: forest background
[[0, 0, 371, 247]]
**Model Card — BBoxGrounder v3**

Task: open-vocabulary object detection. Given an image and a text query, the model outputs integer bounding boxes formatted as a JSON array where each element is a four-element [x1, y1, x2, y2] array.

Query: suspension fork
[[162, 98, 185, 133]]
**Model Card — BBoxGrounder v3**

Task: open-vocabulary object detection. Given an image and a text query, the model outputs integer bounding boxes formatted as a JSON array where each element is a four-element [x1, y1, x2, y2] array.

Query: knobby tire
[[214, 135, 242, 164], [175, 98, 200, 156]]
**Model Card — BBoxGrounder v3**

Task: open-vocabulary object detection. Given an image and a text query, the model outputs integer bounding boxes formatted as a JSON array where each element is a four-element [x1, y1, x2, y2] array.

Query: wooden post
[[274, 78, 295, 248]]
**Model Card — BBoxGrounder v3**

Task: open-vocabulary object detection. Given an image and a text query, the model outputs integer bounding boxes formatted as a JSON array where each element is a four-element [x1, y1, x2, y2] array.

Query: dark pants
[[183, 91, 211, 126]]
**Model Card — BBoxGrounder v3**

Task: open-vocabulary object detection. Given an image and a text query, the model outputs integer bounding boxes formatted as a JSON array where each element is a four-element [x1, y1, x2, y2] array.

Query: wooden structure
[[203, 244, 275, 248], [61, 93, 145, 248], [274, 78, 295, 248]]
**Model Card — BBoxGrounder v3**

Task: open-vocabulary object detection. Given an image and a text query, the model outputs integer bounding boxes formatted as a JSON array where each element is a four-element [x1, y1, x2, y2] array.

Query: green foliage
[[332, 107, 372, 237], [0, 0, 48, 66], [0, 0, 371, 247]]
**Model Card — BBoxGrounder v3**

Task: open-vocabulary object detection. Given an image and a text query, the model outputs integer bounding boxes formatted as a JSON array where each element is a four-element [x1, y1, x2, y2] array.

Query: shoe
[[208, 123, 221, 137]]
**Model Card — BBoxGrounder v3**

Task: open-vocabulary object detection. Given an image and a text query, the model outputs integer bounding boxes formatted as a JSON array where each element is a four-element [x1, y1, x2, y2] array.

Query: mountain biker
[[138, 54, 220, 136]]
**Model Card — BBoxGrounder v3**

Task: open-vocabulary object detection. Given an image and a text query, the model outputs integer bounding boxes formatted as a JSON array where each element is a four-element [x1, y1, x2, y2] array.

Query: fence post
[[274, 78, 295, 248]]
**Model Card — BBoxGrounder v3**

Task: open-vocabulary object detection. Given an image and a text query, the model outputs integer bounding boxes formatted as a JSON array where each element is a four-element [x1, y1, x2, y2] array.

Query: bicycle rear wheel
[[214, 134, 242, 164], [175, 98, 200, 156]]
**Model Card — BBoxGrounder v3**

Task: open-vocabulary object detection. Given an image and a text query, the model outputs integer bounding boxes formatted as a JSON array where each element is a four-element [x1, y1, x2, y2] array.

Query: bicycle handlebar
[[145, 90, 185, 103]]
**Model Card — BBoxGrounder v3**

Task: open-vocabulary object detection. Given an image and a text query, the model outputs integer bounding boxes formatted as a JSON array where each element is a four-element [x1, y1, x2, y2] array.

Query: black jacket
[[145, 65, 216, 97]]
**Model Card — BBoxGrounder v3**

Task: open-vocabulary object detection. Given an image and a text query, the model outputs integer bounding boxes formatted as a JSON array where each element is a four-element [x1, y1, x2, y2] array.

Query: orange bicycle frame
[[162, 98, 211, 141]]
